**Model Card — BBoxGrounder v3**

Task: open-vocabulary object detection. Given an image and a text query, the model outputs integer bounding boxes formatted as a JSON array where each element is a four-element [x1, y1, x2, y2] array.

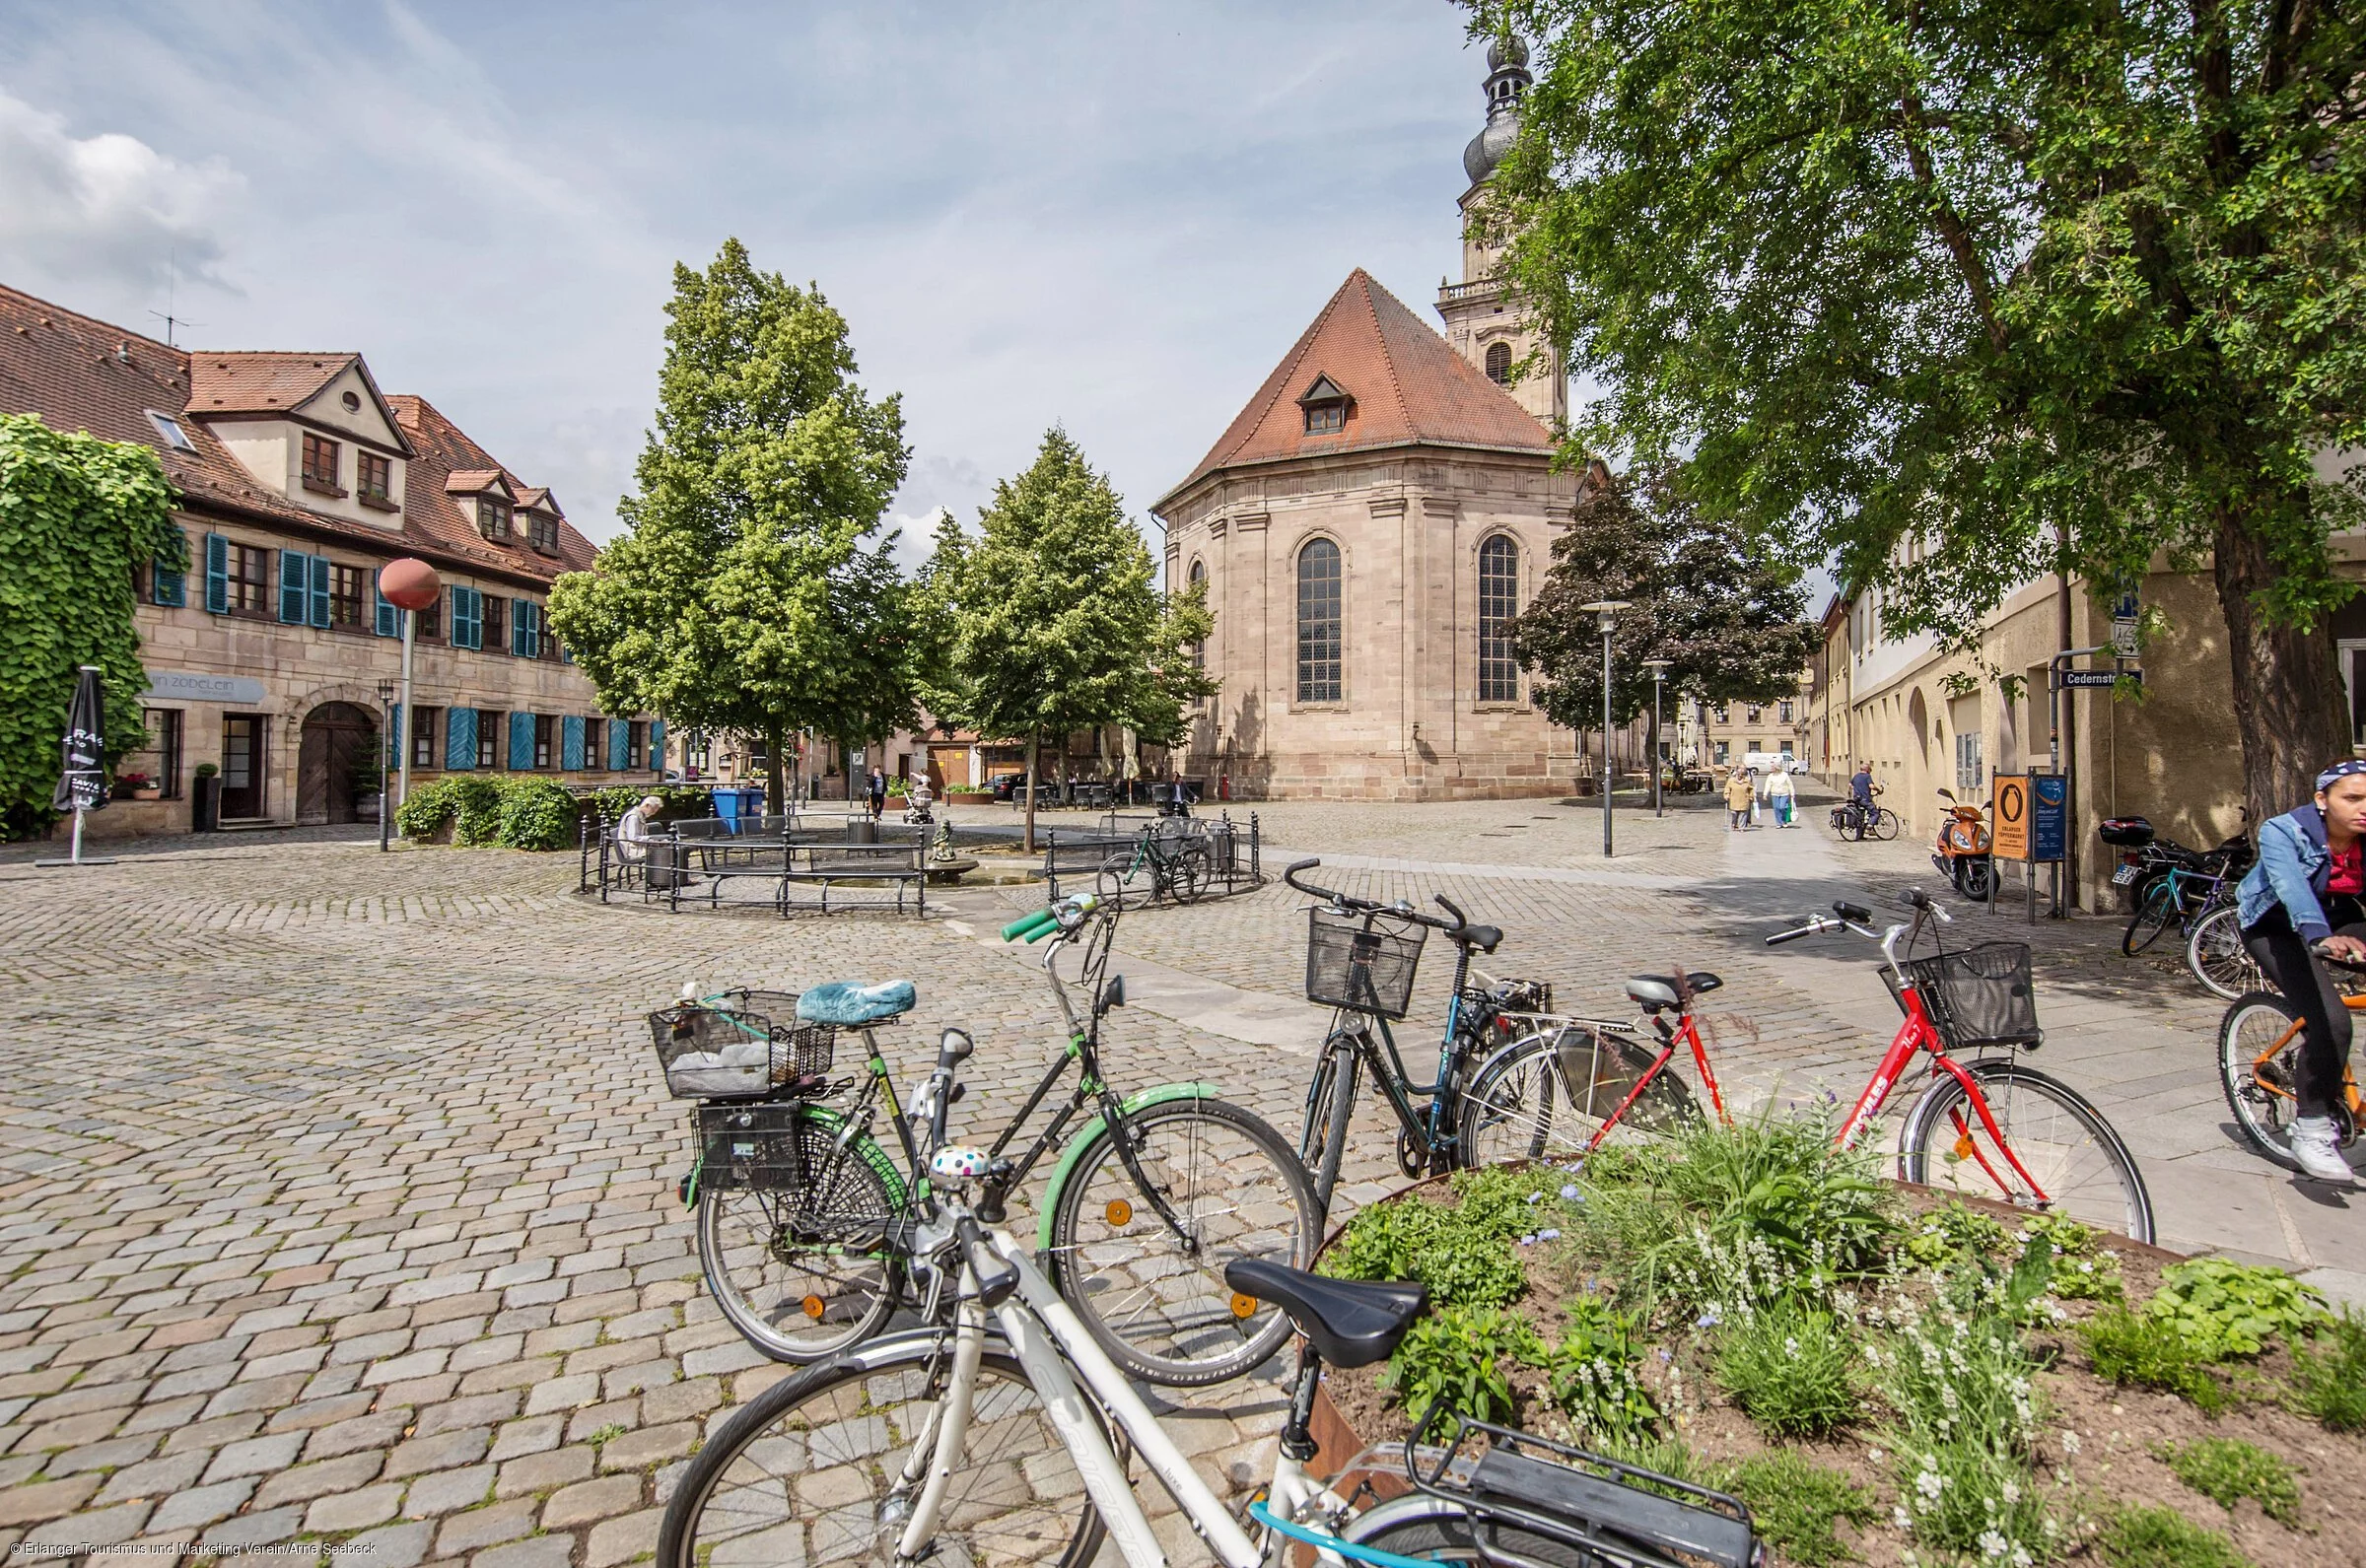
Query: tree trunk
[[764, 720, 785, 816], [1023, 731, 1040, 854], [2214, 504, 2350, 829]]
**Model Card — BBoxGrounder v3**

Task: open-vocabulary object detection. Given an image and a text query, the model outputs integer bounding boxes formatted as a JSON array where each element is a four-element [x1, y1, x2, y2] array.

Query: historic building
[[0, 282, 661, 836], [1151, 39, 1584, 799]]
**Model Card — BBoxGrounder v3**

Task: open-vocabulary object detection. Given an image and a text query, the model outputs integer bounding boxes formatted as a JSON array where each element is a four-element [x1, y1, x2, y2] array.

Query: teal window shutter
[[153, 531, 187, 607], [561, 715, 585, 771], [452, 586, 473, 649], [278, 549, 310, 622], [204, 533, 229, 614], [509, 712, 534, 771], [310, 555, 331, 628], [607, 718, 628, 771], [510, 600, 525, 656], [446, 708, 476, 771], [649, 718, 664, 769], [388, 703, 402, 769], [375, 572, 397, 637]]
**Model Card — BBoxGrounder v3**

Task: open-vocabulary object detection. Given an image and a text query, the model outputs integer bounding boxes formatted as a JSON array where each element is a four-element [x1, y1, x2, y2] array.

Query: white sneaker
[[2288, 1117, 2358, 1186]]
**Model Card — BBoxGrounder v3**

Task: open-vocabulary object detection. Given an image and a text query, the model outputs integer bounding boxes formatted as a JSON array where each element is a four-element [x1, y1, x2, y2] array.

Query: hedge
[[394, 774, 579, 851]]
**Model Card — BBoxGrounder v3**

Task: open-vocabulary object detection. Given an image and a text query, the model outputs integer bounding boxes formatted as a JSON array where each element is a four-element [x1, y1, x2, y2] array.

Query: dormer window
[[358, 452, 394, 508], [527, 511, 559, 555], [302, 433, 343, 496], [479, 496, 512, 541], [1298, 374, 1351, 437]]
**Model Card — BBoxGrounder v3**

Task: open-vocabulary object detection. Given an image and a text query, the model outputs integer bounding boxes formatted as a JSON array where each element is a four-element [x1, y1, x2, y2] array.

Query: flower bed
[[1316, 1115, 2366, 1567]]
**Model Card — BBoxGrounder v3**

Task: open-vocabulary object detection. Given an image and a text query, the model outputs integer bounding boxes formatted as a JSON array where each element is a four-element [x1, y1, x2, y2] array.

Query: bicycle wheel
[[1299, 1037, 1360, 1215], [1458, 1027, 1699, 1169], [1094, 850, 1139, 909], [2121, 882, 2176, 955], [1169, 844, 1213, 904], [1899, 1059, 2154, 1243], [1345, 1493, 1646, 1568], [2218, 990, 2310, 1171], [697, 1116, 903, 1362], [1047, 1096, 1319, 1386], [1872, 807, 1901, 841], [656, 1330, 1106, 1568], [2187, 904, 2262, 1000]]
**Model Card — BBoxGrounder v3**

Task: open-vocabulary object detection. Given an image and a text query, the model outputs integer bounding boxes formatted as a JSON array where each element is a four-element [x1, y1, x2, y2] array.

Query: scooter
[[1932, 787, 1994, 899]]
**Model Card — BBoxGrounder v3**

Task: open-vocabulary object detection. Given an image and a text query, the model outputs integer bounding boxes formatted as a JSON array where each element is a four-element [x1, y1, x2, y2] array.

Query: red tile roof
[[0, 280, 594, 587], [1160, 268, 1554, 509], [188, 352, 350, 416]]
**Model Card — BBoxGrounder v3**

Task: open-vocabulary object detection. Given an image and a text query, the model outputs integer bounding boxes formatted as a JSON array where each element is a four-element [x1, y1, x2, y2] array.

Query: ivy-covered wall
[[0, 413, 183, 840]]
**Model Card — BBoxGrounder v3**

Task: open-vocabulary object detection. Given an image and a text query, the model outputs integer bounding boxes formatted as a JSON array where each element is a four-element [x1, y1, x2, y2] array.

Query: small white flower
[[1979, 1530, 2008, 1560], [1867, 1448, 1884, 1464], [1915, 1467, 1946, 1503], [1892, 1505, 1914, 1532], [2001, 1479, 2020, 1505], [2060, 1430, 2081, 1457]]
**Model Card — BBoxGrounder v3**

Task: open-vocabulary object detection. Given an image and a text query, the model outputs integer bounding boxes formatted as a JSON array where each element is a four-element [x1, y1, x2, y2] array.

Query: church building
[[1152, 38, 1587, 800]]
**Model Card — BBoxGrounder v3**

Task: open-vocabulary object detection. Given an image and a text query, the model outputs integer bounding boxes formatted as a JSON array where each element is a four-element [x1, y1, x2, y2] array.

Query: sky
[[0, 1, 1503, 573]]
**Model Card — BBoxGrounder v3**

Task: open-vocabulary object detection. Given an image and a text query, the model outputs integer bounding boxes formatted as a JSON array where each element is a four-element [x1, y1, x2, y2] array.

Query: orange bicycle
[[2218, 945, 2366, 1171]]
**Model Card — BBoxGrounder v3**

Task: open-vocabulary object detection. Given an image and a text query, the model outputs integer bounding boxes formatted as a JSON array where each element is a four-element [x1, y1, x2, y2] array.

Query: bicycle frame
[[2245, 997, 2366, 1120], [1321, 935, 1495, 1173], [1569, 1002, 1731, 1156]]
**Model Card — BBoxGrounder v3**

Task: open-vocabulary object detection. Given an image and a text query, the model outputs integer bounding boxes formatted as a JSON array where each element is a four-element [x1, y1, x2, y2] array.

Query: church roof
[[1160, 268, 1553, 508]]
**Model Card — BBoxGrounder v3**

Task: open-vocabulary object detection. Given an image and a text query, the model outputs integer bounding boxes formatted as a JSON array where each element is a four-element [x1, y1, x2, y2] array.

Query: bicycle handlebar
[[954, 1214, 1018, 1308], [1283, 858, 1472, 937], [2311, 940, 2366, 973]]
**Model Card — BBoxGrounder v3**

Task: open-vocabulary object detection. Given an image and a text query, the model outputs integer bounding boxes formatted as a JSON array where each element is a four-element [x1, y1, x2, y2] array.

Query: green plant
[[1380, 1304, 1533, 1424], [2079, 1308, 2230, 1413], [1902, 1200, 2010, 1269], [1537, 1295, 1659, 1441], [1713, 1451, 1876, 1568], [2159, 1436, 2299, 1528], [2288, 1307, 2366, 1432], [1711, 1296, 1863, 1438], [2095, 1505, 2252, 1568], [2146, 1259, 2327, 1359], [2019, 1214, 2122, 1303], [587, 1422, 626, 1448], [494, 775, 578, 851], [1323, 1174, 1557, 1312], [394, 774, 581, 852], [193, 761, 218, 779], [1876, 1299, 2053, 1562]]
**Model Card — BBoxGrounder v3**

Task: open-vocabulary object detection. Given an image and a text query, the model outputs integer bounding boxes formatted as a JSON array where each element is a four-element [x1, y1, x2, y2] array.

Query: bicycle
[[2217, 944, 2366, 1172], [1095, 815, 1213, 907], [2185, 901, 2265, 1000], [1830, 794, 1899, 842], [2121, 857, 2233, 956], [661, 891, 1319, 1386], [1283, 860, 1573, 1216], [656, 1033, 1760, 1568]]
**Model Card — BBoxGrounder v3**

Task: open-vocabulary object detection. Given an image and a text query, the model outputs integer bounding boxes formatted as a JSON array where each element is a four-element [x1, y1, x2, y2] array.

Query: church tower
[[1436, 35, 1568, 429]]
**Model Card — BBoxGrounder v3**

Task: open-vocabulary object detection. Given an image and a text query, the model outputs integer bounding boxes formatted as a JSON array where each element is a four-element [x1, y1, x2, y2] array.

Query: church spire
[[1462, 33, 1532, 186]]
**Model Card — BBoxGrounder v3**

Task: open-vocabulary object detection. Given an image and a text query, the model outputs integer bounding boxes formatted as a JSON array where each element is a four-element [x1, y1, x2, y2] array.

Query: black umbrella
[[38, 665, 116, 868]]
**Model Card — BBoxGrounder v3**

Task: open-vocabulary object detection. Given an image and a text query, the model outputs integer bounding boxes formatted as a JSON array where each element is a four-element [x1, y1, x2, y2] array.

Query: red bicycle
[[1462, 890, 2156, 1242]]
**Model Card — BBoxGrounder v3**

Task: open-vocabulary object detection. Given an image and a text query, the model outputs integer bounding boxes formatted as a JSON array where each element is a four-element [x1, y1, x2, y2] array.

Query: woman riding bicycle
[[2235, 759, 2366, 1185]]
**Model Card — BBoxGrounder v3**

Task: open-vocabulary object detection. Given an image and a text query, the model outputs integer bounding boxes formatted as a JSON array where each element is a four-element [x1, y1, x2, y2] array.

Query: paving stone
[[251, 1450, 384, 1509], [92, 1451, 208, 1507], [198, 1503, 304, 1549], [200, 1428, 306, 1483], [484, 1416, 562, 1464], [147, 1477, 257, 1534], [0, 1473, 102, 1527], [493, 1445, 593, 1500], [305, 1481, 405, 1534], [595, 1422, 698, 1473], [344, 1519, 434, 1568], [430, 1496, 536, 1555], [304, 1408, 413, 1463], [43, 1431, 160, 1477], [522, 1373, 600, 1415], [472, 1535, 577, 1568], [383, 1426, 492, 1479], [399, 1463, 497, 1518], [17, 1500, 153, 1551], [541, 1472, 644, 1530], [413, 1391, 521, 1438], [584, 1505, 663, 1568]]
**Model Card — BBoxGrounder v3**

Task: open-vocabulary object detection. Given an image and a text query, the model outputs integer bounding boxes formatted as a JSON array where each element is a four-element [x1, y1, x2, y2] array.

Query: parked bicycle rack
[[1041, 811, 1262, 906]]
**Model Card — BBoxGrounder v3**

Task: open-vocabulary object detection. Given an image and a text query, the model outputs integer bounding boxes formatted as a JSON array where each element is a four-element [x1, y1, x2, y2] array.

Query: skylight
[[145, 410, 194, 451]]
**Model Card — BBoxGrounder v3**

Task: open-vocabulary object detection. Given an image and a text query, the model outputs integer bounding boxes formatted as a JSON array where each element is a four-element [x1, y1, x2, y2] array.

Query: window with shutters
[[512, 599, 542, 658], [481, 594, 505, 654], [478, 496, 512, 541], [412, 708, 440, 769], [225, 544, 269, 614], [533, 714, 555, 769], [1296, 538, 1343, 704], [415, 590, 441, 642], [302, 433, 343, 495], [628, 721, 648, 771], [149, 537, 188, 607], [445, 708, 477, 771], [1485, 342, 1512, 384], [357, 451, 394, 509], [477, 712, 498, 769], [1477, 535, 1520, 703], [329, 564, 368, 627]]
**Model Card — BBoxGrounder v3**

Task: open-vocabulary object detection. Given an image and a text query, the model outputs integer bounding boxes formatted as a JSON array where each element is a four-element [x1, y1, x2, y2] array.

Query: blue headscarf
[[2317, 760, 2366, 793]]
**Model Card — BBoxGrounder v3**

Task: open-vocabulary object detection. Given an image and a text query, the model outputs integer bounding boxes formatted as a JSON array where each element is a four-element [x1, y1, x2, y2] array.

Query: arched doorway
[[297, 702, 380, 825]]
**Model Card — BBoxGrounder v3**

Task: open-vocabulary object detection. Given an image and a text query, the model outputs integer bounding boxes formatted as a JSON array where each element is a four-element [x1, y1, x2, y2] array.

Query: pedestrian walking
[[866, 768, 887, 821], [2235, 760, 2366, 1186], [1723, 767, 1754, 831], [1767, 765, 1796, 827], [1748, 767, 1764, 827]]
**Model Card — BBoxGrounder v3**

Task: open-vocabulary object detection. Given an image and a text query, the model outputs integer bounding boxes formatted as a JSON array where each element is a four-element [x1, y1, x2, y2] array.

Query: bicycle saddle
[[796, 980, 916, 1027], [1626, 973, 1721, 1011], [1453, 922, 1504, 954], [1223, 1260, 1427, 1369]]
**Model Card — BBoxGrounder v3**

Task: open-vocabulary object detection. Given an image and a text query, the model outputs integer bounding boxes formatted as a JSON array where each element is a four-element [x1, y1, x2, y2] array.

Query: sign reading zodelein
[[141, 670, 268, 706]]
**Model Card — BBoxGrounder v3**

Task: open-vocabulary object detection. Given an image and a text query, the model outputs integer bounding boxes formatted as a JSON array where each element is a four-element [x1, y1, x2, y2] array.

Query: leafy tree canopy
[[1484, 0, 2366, 812], [547, 239, 915, 804], [1511, 467, 1818, 732], [0, 414, 181, 839]]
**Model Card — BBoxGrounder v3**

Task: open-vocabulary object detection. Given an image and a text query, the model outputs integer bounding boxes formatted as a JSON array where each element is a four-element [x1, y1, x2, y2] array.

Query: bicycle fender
[[1035, 1082, 1219, 1250]]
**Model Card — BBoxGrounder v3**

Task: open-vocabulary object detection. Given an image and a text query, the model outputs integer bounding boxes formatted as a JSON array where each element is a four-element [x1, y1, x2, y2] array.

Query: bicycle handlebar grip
[[1432, 893, 1467, 930], [1765, 923, 1817, 946], [1903, 888, 1933, 911], [1001, 908, 1059, 941], [955, 1215, 1019, 1308], [935, 1027, 974, 1073]]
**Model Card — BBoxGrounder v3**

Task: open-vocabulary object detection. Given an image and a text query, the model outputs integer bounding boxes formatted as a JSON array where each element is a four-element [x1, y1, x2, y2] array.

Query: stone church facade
[[1151, 38, 1586, 800]]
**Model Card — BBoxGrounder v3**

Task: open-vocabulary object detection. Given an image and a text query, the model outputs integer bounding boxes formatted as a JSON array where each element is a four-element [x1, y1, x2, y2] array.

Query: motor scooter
[[1932, 787, 1994, 899]]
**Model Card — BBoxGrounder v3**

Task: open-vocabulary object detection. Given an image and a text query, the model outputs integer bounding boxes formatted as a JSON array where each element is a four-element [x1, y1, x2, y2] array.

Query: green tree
[[1511, 468, 1817, 769], [0, 414, 182, 840], [926, 430, 1214, 849], [547, 239, 914, 809], [1484, 0, 2366, 819]]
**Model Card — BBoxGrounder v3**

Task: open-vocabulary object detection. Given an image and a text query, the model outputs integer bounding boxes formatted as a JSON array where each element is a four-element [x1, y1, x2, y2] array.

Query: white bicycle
[[657, 1030, 1761, 1568]]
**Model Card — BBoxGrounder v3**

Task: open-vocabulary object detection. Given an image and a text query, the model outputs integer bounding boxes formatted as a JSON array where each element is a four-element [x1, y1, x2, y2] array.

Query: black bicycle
[[661, 892, 1318, 1387], [1095, 815, 1213, 907]]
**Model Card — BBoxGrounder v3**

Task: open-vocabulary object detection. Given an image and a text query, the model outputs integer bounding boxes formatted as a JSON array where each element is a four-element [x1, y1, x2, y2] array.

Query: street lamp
[[1576, 600, 1630, 855], [375, 679, 396, 852], [1641, 659, 1671, 818]]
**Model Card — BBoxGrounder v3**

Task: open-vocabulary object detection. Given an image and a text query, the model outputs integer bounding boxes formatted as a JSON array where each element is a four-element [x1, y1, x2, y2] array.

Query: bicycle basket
[[1902, 942, 2042, 1052], [1305, 908, 1426, 1019], [647, 989, 834, 1099]]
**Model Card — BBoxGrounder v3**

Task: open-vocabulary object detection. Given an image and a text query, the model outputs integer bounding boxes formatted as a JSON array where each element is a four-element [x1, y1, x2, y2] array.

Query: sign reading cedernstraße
[[141, 671, 268, 705]]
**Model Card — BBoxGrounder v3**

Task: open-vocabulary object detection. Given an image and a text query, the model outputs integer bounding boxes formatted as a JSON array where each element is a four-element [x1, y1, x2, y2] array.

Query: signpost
[[1988, 769, 2066, 922]]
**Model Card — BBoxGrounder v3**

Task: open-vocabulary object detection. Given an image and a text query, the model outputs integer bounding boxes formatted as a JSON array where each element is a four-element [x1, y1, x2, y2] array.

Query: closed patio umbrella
[[39, 664, 115, 867]]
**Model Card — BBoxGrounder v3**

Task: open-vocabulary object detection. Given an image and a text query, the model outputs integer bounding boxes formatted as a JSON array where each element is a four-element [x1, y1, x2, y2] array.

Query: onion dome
[[1463, 34, 1534, 185]]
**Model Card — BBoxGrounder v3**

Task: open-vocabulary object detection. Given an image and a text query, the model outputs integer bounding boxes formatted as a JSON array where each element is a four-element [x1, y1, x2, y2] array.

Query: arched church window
[[1188, 559, 1208, 674], [1485, 342, 1512, 384], [1478, 536, 1519, 702], [1296, 539, 1342, 704]]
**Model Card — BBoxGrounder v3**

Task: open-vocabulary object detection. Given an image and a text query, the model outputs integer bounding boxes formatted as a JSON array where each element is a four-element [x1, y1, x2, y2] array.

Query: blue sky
[[0, 1, 1501, 567]]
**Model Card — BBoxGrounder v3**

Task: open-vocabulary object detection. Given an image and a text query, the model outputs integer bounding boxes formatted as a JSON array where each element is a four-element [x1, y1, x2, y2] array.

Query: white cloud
[[0, 87, 242, 298]]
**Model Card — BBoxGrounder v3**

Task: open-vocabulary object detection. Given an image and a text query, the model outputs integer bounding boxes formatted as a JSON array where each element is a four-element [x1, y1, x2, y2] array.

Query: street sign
[[2061, 669, 2136, 690], [1992, 774, 2031, 860], [2032, 774, 2067, 862], [2112, 619, 2140, 657]]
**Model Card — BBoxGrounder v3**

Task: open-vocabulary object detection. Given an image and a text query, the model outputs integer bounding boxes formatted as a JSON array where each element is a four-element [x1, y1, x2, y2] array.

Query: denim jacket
[[2238, 805, 2332, 939]]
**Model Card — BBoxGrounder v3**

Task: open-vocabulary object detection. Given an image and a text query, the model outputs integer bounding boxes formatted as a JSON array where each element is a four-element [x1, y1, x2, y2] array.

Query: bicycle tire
[[1094, 849, 1139, 909], [2121, 882, 2176, 955], [1300, 1038, 1359, 1217], [2187, 904, 2262, 1000], [1871, 807, 1901, 841], [696, 1114, 903, 1363], [2217, 990, 2309, 1172], [1170, 844, 1213, 905], [1458, 1028, 1699, 1170], [1046, 1096, 1319, 1387], [656, 1330, 1107, 1568], [1345, 1492, 1678, 1568], [1899, 1058, 2154, 1243]]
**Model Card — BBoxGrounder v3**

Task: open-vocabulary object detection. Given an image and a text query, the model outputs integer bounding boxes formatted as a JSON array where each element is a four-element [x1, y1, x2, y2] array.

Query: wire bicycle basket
[[1902, 942, 2043, 1052], [1305, 908, 1427, 1020], [647, 989, 835, 1098]]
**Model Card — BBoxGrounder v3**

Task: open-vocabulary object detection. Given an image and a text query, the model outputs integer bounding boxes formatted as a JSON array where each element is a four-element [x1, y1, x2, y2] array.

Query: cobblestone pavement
[[2, 798, 2359, 1568]]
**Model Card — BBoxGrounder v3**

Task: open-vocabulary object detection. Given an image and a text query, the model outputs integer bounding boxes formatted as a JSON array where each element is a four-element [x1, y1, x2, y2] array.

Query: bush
[[1711, 1296, 1863, 1438], [1714, 1451, 1876, 1568], [590, 783, 714, 826], [2146, 1258, 2327, 1359], [393, 774, 582, 852], [2288, 1306, 2366, 1432], [2079, 1308, 2230, 1413], [1325, 1169, 1566, 1311], [2159, 1436, 2299, 1527], [2096, 1505, 2252, 1568], [1380, 1304, 1531, 1424], [494, 776, 577, 851], [1538, 1295, 1659, 1441]]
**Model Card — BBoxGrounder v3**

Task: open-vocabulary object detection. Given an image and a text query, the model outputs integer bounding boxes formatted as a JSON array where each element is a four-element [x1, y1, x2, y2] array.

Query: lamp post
[[1576, 600, 1630, 856], [376, 679, 396, 852], [377, 559, 442, 845], [1641, 659, 1671, 818]]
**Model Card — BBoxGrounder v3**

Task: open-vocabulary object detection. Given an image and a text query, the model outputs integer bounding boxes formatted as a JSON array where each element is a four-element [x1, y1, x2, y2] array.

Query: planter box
[[946, 791, 997, 806]]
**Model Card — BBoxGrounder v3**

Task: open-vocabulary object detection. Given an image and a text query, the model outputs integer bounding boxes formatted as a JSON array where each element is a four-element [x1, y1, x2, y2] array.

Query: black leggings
[[2243, 905, 2365, 1118]]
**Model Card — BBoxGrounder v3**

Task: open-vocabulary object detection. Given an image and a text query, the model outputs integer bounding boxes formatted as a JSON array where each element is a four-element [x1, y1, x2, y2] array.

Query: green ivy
[[0, 415, 181, 840], [394, 774, 582, 852]]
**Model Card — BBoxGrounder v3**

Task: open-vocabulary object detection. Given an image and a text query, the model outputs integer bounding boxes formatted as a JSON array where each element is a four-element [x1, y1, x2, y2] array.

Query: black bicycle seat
[[1625, 972, 1721, 1010], [1454, 923, 1504, 954], [1223, 1260, 1427, 1368]]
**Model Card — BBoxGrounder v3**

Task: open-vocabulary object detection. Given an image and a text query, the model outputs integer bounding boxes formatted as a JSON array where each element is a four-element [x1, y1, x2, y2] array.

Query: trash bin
[[734, 785, 766, 828], [713, 786, 742, 833], [847, 818, 879, 845]]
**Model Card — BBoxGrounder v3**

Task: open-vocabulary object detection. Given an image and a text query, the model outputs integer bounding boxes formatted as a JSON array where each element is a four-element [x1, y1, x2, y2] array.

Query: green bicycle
[[660, 892, 1319, 1387], [1095, 815, 1214, 907]]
